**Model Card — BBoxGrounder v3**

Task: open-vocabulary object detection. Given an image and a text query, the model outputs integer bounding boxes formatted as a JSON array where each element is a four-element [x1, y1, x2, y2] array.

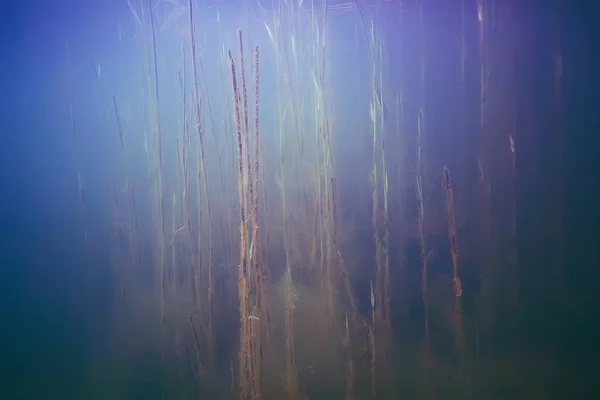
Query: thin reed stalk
[[443, 166, 466, 379], [264, 6, 301, 396], [188, 0, 215, 367], [344, 311, 355, 400], [476, 0, 494, 340], [461, 0, 466, 82], [238, 29, 254, 225], [251, 44, 272, 344], [510, 96, 518, 307], [110, 96, 127, 259], [416, 0, 432, 396], [230, 48, 259, 400], [283, 267, 298, 399], [366, 17, 391, 397]]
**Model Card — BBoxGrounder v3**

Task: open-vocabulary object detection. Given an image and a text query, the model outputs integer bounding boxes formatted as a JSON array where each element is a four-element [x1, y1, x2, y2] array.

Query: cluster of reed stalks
[[96, 0, 227, 394], [357, 2, 394, 396], [68, 0, 534, 398], [229, 25, 273, 399]]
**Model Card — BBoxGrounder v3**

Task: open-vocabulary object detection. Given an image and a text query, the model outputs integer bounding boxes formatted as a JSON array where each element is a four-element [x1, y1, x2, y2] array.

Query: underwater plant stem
[[252, 44, 272, 345], [238, 29, 254, 221], [230, 49, 258, 400], [443, 166, 466, 370], [188, 0, 215, 367]]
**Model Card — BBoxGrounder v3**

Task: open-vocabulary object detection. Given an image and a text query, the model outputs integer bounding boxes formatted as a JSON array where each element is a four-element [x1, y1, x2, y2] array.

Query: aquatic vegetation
[[66, 0, 558, 399]]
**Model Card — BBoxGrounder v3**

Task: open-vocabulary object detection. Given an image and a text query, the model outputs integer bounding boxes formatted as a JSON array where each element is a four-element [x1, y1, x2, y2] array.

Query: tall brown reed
[[251, 44, 272, 345], [443, 166, 466, 372], [230, 47, 259, 400], [344, 311, 355, 400]]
